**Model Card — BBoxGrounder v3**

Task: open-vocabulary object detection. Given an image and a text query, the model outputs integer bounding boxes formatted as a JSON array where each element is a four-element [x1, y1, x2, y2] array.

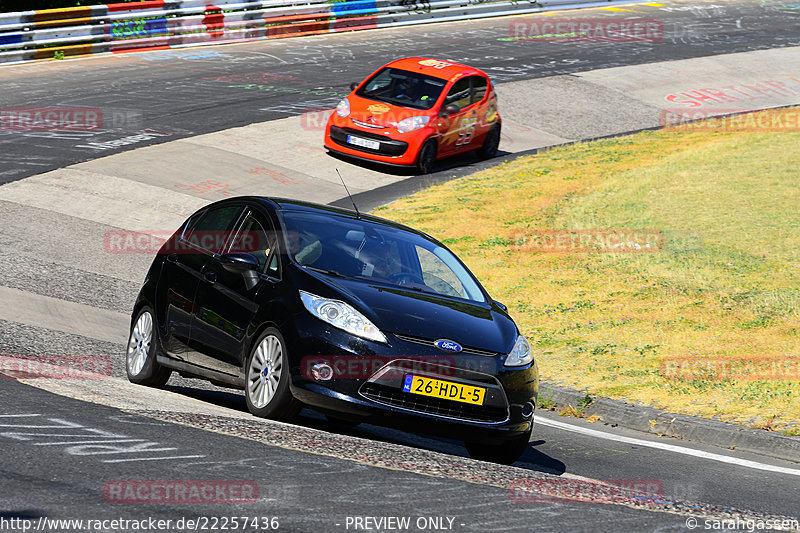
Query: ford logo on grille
[[434, 339, 462, 353]]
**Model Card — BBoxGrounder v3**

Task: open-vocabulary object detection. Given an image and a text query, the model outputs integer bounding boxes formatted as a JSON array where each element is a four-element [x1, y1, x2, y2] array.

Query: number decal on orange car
[[456, 118, 477, 145]]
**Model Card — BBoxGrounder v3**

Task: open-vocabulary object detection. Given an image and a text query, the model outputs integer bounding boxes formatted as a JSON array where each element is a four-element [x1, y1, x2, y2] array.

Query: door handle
[[204, 271, 217, 283], [166, 253, 178, 263]]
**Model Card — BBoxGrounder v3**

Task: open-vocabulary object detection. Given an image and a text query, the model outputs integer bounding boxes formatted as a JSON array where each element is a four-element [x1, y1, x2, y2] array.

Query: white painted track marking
[[536, 415, 800, 477], [103, 455, 206, 463]]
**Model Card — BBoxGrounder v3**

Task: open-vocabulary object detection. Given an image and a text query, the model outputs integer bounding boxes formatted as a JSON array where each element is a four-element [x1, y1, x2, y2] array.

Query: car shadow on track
[[325, 148, 512, 178], [163, 382, 566, 475], [327, 149, 516, 212]]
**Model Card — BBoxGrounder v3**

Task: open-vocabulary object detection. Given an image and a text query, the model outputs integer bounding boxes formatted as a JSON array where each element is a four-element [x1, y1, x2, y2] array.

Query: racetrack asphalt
[[1, 0, 800, 530], [1, 0, 799, 185]]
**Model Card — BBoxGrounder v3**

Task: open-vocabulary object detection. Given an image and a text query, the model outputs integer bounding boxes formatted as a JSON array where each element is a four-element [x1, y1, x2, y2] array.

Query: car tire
[[464, 427, 531, 465], [478, 124, 501, 159], [245, 327, 301, 420], [126, 306, 172, 387], [416, 140, 437, 174]]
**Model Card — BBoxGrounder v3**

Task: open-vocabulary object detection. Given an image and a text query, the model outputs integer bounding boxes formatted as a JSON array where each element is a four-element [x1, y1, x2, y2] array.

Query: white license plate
[[347, 135, 380, 150]]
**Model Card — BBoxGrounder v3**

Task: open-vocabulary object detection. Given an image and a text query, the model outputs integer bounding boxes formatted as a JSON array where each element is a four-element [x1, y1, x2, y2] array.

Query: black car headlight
[[299, 290, 387, 343], [504, 335, 533, 367]]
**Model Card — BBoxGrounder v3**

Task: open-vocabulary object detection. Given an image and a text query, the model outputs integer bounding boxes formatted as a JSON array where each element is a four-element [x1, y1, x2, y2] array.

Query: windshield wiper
[[304, 266, 355, 280]]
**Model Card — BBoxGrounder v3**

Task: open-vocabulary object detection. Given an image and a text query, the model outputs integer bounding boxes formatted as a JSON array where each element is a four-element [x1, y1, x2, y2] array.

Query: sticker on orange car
[[456, 118, 477, 146], [418, 59, 453, 69], [486, 101, 498, 123], [367, 103, 391, 114]]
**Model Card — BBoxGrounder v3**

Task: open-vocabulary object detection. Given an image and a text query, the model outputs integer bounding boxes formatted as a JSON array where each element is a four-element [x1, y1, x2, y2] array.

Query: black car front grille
[[358, 359, 509, 424], [329, 125, 408, 156], [393, 333, 500, 357], [360, 382, 508, 423]]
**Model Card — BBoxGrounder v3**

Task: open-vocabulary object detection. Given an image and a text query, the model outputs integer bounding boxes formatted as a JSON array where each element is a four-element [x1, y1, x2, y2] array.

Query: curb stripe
[[537, 415, 800, 478]]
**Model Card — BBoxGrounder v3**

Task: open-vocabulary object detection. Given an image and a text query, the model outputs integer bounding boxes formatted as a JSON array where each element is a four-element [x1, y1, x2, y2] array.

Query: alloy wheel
[[127, 311, 153, 376], [247, 334, 283, 408]]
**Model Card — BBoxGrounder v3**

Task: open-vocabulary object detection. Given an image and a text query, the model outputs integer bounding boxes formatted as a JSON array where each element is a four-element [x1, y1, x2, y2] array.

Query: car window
[[471, 76, 488, 104], [227, 212, 278, 275], [182, 205, 242, 253], [361, 68, 393, 95], [415, 246, 469, 299], [356, 67, 447, 110], [281, 211, 486, 303], [444, 78, 471, 110]]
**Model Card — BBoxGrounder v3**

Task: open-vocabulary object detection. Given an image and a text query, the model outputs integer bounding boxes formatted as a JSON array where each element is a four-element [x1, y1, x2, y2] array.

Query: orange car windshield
[[355, 67, 447, 110]]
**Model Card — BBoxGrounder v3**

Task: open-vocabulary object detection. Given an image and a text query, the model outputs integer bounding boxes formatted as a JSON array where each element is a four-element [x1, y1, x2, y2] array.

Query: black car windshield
[[355, 67, 447, 110], [281, 211, 486, 303]]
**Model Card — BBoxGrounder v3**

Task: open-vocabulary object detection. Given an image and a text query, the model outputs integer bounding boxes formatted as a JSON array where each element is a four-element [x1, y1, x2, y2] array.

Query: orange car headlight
[[336, 98, 350, 118], [397, 116, 430, 133]]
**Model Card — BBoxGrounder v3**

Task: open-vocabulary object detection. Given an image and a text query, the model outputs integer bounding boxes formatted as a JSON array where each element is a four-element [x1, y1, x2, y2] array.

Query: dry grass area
[[375, 107, 800, 435]]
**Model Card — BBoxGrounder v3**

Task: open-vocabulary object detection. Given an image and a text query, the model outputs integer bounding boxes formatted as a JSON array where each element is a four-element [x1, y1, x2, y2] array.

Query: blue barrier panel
[[0, 32, 24, 46], [332, 0, 378, 16]]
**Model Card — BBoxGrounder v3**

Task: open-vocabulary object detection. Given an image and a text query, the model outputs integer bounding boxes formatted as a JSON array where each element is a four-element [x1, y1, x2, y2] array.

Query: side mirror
[[349, 82, 358, 91], [439, 104, 460, 117], [221, 253, 261, 290], [220, 253, 259, 273], [493, 300, 508, 312]]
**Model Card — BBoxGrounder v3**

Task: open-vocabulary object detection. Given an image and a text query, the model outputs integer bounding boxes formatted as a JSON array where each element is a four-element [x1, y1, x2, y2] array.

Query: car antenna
[[336, 168, 361, 219]]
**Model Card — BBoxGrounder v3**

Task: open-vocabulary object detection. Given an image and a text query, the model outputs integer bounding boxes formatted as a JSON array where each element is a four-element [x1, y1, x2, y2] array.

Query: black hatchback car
[[127, 197, 538, 463]]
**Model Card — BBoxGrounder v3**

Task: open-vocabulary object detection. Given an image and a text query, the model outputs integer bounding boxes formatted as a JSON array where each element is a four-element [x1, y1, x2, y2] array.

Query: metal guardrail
[[0, 0, 626, 64]]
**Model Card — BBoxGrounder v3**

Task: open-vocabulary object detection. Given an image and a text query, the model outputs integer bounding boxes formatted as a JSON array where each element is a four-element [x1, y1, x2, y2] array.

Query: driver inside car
[[285, 230, 322, 266], [359, 241, 397, 280]]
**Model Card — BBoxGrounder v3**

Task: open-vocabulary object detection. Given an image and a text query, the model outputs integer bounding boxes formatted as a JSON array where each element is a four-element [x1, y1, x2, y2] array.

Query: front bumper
[[287, 315, 538, 443], [328, 126, 409, 157], [324, 118, 433, 167]]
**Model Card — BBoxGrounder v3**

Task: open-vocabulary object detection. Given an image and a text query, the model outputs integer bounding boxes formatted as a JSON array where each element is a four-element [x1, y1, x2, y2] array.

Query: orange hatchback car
[[324, 57, 501, 174]]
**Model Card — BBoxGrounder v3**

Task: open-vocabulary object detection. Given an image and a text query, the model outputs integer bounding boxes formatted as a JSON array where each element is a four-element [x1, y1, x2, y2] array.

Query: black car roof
[[211, 196, 440, 243]]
